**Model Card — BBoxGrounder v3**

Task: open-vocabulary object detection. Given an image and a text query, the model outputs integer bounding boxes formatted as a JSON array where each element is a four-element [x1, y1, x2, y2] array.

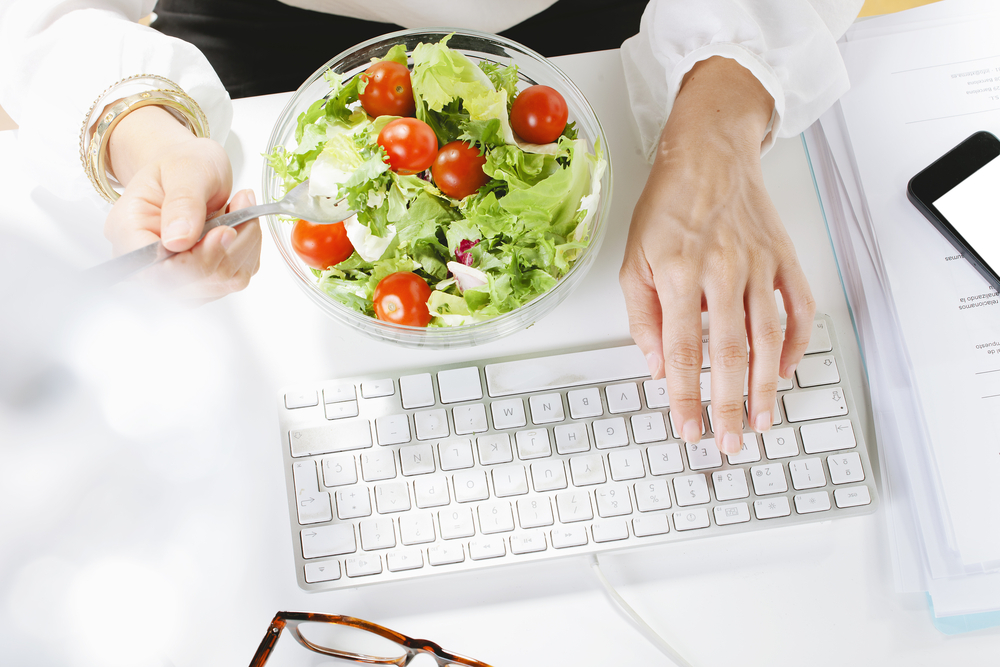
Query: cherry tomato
[[358, 61, 416, 118], [377, 118, 439, 174], [431, 141, 490, 199], [373, 272, 433, 326], [510, 85, 569, 144], [290, 218, 354, 270]]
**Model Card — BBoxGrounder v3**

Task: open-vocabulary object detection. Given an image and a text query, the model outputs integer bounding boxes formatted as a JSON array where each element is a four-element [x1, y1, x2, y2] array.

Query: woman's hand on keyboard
[[619, 56, 815, 455]]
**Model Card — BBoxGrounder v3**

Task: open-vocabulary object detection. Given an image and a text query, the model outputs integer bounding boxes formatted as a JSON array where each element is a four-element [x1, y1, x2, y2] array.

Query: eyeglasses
[[249, 611, 495, 667]]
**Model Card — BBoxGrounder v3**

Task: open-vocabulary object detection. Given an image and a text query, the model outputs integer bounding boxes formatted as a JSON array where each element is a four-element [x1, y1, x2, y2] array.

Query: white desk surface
[[1, 49, 998, 667]]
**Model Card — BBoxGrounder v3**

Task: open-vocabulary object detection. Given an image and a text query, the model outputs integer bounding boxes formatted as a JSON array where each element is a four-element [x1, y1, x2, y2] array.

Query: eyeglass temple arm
[[248, 615, 287, 667]]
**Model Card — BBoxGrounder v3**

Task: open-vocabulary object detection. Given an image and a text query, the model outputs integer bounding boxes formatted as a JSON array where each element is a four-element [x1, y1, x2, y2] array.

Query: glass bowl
[[263, 28, 612, 348]]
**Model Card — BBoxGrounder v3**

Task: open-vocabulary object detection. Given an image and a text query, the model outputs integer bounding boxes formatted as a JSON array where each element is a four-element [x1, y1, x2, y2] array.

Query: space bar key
[[485, 346, 649, 397]]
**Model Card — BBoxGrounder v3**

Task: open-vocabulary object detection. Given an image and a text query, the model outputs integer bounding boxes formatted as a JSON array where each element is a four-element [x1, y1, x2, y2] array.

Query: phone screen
[[933, 154, 1000, 272]]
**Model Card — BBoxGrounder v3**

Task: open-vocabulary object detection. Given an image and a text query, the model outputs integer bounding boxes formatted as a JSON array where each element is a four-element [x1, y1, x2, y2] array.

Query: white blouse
[[0, 0, 863, 204]]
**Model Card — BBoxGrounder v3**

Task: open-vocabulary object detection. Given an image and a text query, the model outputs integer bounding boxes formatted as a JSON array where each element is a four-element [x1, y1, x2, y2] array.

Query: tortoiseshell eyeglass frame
[[249, 611, 496, 667]]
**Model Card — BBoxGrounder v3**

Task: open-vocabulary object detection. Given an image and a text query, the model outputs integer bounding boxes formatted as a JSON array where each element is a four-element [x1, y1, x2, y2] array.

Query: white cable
[[589, 554, 695, 667]]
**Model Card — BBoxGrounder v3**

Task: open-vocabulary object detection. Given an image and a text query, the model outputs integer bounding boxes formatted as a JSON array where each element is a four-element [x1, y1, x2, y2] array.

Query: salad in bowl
[[264, 29, 611, 348]]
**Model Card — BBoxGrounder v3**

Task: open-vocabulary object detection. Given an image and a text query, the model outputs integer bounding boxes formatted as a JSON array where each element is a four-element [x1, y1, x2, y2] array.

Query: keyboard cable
[[589, 554, 694, 667]]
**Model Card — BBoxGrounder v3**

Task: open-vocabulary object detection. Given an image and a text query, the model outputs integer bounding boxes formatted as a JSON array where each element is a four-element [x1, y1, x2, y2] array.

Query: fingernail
[[722, 432, 742, 455], [247, 189, 257, 206], [162, 218, 192, 244], [220, 227, 237, 251], [645, 352, 661, 379], [682, 419, 701, 443], [783, 364, 797, 380], [754, 412, 771, 433]]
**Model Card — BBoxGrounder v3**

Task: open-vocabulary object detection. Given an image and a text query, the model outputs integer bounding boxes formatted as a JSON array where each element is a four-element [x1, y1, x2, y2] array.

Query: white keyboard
[[278, 315, 877, 591]]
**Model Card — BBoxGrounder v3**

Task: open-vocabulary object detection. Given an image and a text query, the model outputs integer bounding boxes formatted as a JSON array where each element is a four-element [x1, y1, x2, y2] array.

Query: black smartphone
[[907, 130, 1000, 292]]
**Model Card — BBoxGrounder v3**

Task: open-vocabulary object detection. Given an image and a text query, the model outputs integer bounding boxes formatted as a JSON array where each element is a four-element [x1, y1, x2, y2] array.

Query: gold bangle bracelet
[[84, 87, 209, 202]]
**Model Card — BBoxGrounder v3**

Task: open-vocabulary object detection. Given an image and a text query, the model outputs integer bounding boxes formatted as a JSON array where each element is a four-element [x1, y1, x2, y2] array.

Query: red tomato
[[377, 118, 439, 174], [290, 218, 354, 270], [373, 272, 433, 327], [431, 141, 490, 199], [510, 85, 568, 144], [358, 61, 416, 118]]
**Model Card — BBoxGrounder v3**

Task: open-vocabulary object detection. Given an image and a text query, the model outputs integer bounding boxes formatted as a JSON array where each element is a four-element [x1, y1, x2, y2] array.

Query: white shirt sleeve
[[621, 0, 864, 162], [0, 1, 232, 204]]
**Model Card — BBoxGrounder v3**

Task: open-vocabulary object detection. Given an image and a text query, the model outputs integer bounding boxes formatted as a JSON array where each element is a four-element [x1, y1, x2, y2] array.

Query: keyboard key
[[517, 497, 555, 528], [592, 519, 629, 543], [360, 518, 396, 550], [375, 414, 410, 446], [374, 482, 411, 513], [783, 388, 848, 422], [529, 393, 565, 424], [635, 479, 672, 512], [554, 423, 590, 454], [361, 379, 394, 398], [643, 379, 669, 408], [568, 387, 603, 418], [400, 373, 435, 409], [674, 474, 710, 506], [633, 514, 670, 537], [289, 421, 373, 458], [673, 508, 710, 531], [387, 549, 424, 572], [714, 502, 751, 525], [415, 409, 449, 440], [399, 513, 436, 545], [685, 439, 723, 470], [753, 496, 791, 519], [801, 419, 857, 454], [304, 560, 341, 583], [593, 417, 629, 449], [491, 398, 527, 429], [345, 554, 382, 577], [428, 543, 465, 566], [789, 458, 826, 490], [453, 404, 488, 435], [712, 469, 750, 501], [834, 485, 872, 508], [531, 460, 568, 491], [668, 411, 706, 439], [335, 488, 372, 519], [794, 491, 831, 514], [750, 463, 787, 495], [478, 501, 515, 534], [360, 449, 396, 481], [296, 491, 333, 525], [609, 449, 646, 481], [399, 444, 435, 476], [556, 491, 594, 523], [551, 525, 589, 548], [596, 484, 632, 517], [570, 455, 606, 486], [477, 434, 513, 465], [805, 320, 833, 354], [439, 440, 474, 471], [492, 465, 529, 497], [438, 507, 475, 539], [510, 531, 548, 554], [470, 536, 507, 560], [631, 413, 668, 444], [646, 443, 684, 475], [726, 433, 762, 465], [285, 389, 319, 409], [762, 427, 799, 459], [698, 372, 712, 402], [486, 346, 648, 397], [413, 476, 450, 508], [606, 383, 641, 414], [437, 367, 482, 404], [322, 383, 355, 404], [828, 452, 865, 485], [322, 455, 358, 487], [325, 401, 359, 420], [453, 470, 489, 502], [515, 429, 552, 459], [301, 524, 356, 559], [292, 460, 320, 496], [796, 355, 840, 387]]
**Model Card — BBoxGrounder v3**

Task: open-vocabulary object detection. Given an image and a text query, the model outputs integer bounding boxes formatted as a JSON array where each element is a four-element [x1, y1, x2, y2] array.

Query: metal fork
[[86, 179, 354, 285]]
